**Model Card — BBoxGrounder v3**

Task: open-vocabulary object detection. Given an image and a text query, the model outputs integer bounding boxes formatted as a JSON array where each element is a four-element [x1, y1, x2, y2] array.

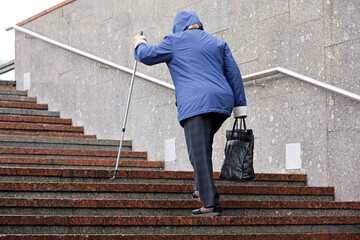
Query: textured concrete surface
[[14, 0, 360, 200]]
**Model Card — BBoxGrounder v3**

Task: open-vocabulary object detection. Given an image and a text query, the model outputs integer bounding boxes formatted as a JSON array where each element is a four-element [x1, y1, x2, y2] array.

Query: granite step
[[0, 182, 335, 201], [0, 102, 47, 110], [0, 136, 131, 151], [0, 95, 36, 103], [0, 122, 84, 134], [0, 198, 358, 217], [0, 167, 306, 186], [0, 157, 163, 170], [0, 233, 359, 240], [0, 147, 146, 160], [0, 215, 358, 234], [0, 81, 16, 90], [0, 89, 27, 96], [0, 131, 96, 139], [0, 115, 71, 125], [0, 108, 59, 117], [0, 83, 357, 238]]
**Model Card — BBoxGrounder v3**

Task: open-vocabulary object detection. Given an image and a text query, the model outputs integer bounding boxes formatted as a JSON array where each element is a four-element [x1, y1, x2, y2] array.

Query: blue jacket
[[134, 11, 246, 123]]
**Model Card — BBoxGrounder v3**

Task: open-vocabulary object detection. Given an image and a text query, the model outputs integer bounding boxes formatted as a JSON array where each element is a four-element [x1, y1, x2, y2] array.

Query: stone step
[[0, 84, 356, 238], [0, 147, 147, 160], [0, 95, 36, 103], [0, 136, 131, 151], [0, 89, 27, 96], [0, 233, 359, 240], [0, 81, 16, 90], [0, 102, 47, 110], [0, 198, 358, 217], [0, 115, 71, 125], [0, 167, 306, 186], [0, 122, 84, 133], [0, 182, 335, 201], [0, 131, 96, 139], [0, 215, 358, 234], [0, 108, 59, 117], [0, 157, 163, 170]]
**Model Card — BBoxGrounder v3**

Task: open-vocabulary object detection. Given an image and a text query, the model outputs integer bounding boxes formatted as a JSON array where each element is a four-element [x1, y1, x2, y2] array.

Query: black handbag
[[219, 118, 255, 180]]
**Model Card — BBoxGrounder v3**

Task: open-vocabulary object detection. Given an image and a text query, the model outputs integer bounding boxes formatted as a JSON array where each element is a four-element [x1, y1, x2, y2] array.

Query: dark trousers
[[182, 113, 228, 208]]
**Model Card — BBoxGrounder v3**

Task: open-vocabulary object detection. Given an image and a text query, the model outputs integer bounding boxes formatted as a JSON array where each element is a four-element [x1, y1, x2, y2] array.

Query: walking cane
[[111, 31, 143, 180]]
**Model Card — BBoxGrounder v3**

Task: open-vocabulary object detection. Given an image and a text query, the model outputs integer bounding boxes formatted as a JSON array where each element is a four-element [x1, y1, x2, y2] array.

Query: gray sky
[[0, 0, 63, 79]]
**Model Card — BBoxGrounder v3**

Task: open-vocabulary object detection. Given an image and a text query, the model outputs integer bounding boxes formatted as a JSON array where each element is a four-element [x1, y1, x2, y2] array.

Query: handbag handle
[[240, 117, 247, 130], [231, 118, 247, 139]]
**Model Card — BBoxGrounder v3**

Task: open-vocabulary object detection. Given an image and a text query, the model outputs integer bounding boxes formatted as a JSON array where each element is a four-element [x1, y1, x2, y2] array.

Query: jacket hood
[[172, 11, 203, 33]]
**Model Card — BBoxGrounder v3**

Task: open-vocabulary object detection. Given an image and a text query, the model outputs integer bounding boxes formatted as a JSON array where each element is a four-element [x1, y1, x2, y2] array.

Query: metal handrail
[[6, 25, 360, 102], [0, 60, 15, 75], [242, 67, 360, 102], [6, 25, 174, 90]]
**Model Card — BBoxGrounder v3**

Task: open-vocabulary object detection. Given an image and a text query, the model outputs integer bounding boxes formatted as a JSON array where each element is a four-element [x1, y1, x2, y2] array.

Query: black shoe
[[192, 192, 199, 199], [191, 205, 222, 216]]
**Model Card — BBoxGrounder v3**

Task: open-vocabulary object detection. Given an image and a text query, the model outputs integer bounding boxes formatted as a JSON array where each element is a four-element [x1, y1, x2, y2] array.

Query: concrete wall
[[15, 0, 359, 201]]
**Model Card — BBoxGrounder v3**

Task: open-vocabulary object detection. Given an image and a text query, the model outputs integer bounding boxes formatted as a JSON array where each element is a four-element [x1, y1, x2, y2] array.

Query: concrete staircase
[[0, 81, 359, 239]]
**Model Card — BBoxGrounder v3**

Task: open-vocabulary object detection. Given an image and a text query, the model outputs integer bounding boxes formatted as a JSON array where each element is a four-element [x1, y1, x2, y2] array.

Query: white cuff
[[233, 106, 247, 117], [134, 39, 147, 49]]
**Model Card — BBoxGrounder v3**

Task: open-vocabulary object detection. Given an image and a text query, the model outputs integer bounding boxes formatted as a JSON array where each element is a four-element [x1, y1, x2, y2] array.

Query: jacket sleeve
[[223, 43, 247, 117], [134, 36, 172, 65]]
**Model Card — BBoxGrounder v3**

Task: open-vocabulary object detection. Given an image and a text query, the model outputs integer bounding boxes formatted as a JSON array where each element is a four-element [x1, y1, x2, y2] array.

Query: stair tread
[[0, 135, 131, 147], [0, 181, 334, 195], [0, 80, 16, 86], [0, 95, 36, 103], [0, 122, 84, 132], [0, 107, 60, 117], [0, 102, 47, 110], [0, 215, 358, 226], [0, 233, 359, 240], [0, 115, 71, 125], [0, 198, 358, 209], [0, 89, 27, 96], [0, 131, 96, 138], [0, 157, 162, 168], [0, 147, 146, 158], [0, 166, 306, 182]]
